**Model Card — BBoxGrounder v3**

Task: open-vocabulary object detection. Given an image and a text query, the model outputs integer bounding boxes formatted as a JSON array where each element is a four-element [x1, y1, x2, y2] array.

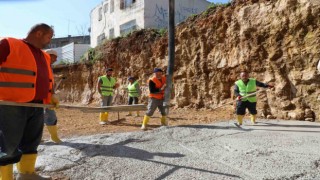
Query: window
[[120, 20, 137, 35], [110, 0, 114, 13], [120, 0, 136, 10], [120, 0, 124, 9], [109, 28, 114, 39], [104, 3, 109, 13], [98, 7, 102, 21], [97, 33, 105, 45]]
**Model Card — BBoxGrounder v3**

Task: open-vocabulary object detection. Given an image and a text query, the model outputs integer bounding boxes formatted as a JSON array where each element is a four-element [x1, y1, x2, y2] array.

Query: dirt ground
[[42, 105, 238, 140]]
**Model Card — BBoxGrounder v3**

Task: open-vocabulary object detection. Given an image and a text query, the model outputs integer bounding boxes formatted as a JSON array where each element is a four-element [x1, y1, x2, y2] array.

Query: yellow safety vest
[[235, 78, 257, 102], [100, 75, 116, 96], [127, 81, 139, 97]]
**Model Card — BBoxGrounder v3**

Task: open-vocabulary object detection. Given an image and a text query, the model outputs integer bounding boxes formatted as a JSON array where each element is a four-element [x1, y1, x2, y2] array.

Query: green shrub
[[82, 48, 103, 64], [158, 28, 167, 36]]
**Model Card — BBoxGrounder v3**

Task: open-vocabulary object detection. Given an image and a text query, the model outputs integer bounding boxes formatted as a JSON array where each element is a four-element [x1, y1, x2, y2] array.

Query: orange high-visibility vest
[[0, 38, 53, 103], [149, 76, 166, 100]]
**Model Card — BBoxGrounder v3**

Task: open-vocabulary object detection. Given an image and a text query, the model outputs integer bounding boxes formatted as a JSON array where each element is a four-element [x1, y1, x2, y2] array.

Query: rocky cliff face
[[55, 0, 320, 121]]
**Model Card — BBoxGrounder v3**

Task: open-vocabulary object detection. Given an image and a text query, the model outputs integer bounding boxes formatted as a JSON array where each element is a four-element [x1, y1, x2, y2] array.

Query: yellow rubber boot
[[99, 112, 108, 125], [99, 113, 105, 123], [237, 115, 244, 125], [160, 116, 167, 126], [46, 125, 62, 143], [0, 164, 13, 180], [17, 154, 36, 174], [141, 115, 150, 130], [16, 154, 51, 180], [251, 114, 256, 124], [104, 112, 109, 121]]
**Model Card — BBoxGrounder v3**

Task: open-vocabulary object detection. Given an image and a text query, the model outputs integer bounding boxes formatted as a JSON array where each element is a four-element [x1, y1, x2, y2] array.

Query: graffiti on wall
[[152, 3, 198, 28], [153, 4, 169, 28]]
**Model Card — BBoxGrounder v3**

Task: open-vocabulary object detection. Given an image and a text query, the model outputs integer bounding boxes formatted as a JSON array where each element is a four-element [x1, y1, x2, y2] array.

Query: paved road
[[37, 120, 320, 180]]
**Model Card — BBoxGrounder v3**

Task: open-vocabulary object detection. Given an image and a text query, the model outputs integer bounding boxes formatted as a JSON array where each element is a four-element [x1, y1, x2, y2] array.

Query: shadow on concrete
[[149, 158, 240, 180], [61, 138, 184, 160], [176, 123, 320, 133], [176, 124, 252, 132], [246, 128, 320, 133], [255, 122, 320, 128], [59, 138, 240, 179]]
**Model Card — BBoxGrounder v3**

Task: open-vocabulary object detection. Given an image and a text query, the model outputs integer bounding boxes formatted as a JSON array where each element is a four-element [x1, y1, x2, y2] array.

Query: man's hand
[[114, 83, 120, 89], [268, 84, 274, 89], [237, 96, 242, 101], [50, 94, 59, 110], [161, 84, 167, 91]]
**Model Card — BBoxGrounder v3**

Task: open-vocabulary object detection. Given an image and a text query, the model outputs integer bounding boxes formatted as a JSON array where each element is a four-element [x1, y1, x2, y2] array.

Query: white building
[[90, 0, 210, 47], [49, 42, 90, 65]]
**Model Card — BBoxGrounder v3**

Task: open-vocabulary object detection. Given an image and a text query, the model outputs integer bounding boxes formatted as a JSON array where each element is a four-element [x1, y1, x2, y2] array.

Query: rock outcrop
[[55, 0, 320, 121]]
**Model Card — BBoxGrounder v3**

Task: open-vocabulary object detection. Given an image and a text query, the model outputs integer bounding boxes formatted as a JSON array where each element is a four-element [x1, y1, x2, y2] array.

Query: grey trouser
[[146, 98, 166, 117], [0, 105, 44, 165], [44, 108, 58, 126], [101, 95, 113, 107]]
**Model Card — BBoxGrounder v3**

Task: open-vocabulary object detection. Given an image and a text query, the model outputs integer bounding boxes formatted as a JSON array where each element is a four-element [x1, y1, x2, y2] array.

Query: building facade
[[90, 0, 210, 47], [47, 35, 90, 49], [49, 42, 90, 65]]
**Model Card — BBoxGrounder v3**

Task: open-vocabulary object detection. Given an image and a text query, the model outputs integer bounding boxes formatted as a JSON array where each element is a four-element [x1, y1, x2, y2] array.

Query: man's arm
[[149, 80, 161, 94], [113, 78, 119, 89], [97, 78, 102, 94], [234, 84, 240, 97], [0, 39, 10, 65], [135, 83, 142, 96], [256, 80, 270, 88]]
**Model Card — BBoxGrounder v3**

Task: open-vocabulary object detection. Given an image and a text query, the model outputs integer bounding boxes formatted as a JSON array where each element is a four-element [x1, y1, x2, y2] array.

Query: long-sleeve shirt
[[149, 79, 162, 94], [234, 80, 269, 97]]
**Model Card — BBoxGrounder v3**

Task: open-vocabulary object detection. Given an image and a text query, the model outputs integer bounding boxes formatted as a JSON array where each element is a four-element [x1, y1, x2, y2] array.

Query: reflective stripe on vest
[[128, 80, 139, 97], [0, 67, 36, 76], [100, 75, 116, 96], [235, 78, 257, 102], [149, 76, 166, 100], [0, 38, 53, 103]]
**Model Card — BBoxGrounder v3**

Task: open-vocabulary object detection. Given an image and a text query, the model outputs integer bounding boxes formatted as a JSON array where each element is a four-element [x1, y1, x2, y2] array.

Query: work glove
[[236, 96, 242, 101], [50, 94, 59, 110]]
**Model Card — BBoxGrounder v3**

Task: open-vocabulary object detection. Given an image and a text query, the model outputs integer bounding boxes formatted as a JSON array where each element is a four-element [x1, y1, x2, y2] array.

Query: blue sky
[[0, 0, 229, 38]]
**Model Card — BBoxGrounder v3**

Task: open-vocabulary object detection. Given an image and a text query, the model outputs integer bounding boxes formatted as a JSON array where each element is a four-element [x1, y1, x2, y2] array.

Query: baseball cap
[[153, 68, 163, 73], [106, 68, 113, 72], [45, 49, 57, 57]]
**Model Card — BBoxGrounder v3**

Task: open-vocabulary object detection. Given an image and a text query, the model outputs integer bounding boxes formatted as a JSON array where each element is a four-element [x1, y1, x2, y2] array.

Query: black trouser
[[236, 101, 257, 115], [128, 97, 139, 105], [0, 105, 44, 165]]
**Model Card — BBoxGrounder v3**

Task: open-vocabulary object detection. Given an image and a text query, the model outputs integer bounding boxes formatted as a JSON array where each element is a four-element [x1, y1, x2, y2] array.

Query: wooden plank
[[0, 101, 146, 113]]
